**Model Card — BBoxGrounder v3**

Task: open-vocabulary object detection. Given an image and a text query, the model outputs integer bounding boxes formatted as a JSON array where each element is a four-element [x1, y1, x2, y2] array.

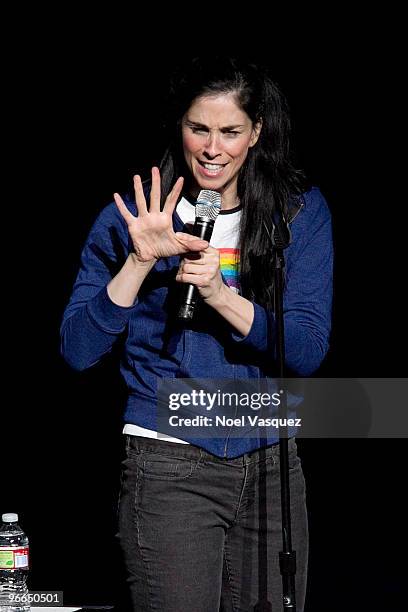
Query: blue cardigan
[[60, 187, 333, 458]]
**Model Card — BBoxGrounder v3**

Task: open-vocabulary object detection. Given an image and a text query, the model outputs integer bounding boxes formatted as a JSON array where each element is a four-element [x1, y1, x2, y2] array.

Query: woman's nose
[[203, 132, 221, 158]]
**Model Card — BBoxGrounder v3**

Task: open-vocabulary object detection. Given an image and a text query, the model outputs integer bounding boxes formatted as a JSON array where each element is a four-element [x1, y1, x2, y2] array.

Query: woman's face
[[181, 93, 261, 208]]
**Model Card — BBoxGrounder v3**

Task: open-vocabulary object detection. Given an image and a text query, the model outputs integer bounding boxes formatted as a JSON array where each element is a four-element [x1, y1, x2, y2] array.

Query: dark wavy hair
[[159, 56, 306, 309]]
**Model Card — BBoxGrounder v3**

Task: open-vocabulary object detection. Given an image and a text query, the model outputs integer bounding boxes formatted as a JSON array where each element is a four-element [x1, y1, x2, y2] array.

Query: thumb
[[176, 232, 209, 250]]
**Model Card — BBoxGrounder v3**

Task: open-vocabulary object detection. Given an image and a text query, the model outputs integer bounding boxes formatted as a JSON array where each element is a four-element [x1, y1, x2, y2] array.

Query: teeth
[[203, 163, 224, 171]]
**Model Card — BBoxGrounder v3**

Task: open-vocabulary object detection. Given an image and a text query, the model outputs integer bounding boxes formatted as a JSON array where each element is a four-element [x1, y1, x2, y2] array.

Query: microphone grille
[[196, 190, 222, 220]]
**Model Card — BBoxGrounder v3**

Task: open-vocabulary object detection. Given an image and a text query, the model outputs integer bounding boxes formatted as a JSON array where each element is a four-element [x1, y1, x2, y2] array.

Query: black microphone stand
[[254, 218, 296, 611]]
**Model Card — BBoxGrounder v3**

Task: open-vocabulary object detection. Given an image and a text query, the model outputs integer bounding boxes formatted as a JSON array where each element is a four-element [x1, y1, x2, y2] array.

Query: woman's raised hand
[[114, 167, 208, 263]]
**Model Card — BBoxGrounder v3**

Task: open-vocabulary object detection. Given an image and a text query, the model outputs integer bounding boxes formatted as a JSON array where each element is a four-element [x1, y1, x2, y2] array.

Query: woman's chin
[[195, 176, 224, 192]]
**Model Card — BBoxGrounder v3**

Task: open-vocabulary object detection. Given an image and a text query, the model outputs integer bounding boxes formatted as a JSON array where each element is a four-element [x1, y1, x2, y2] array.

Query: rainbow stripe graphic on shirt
[[218, 248, 240, 293]]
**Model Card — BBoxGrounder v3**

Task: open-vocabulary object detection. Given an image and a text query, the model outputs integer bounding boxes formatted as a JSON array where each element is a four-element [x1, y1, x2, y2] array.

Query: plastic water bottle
[[0, 514, 30, 612]]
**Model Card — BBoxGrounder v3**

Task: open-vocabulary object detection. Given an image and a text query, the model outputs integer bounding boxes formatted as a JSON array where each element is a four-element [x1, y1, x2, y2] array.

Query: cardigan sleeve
[[60, 201, 138, 371], [230, 188, 333, 376]]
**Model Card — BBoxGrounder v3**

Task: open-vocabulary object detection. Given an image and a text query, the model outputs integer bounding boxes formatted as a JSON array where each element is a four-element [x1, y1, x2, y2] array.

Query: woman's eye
[[190, 128, 240, 136]]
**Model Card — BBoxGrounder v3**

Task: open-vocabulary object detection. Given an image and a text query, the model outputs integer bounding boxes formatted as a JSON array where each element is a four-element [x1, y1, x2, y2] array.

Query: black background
[[3, 12, 405, 612]]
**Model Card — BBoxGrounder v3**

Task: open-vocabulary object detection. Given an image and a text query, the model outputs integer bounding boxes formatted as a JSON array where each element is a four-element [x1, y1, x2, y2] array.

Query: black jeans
[[117, 435, 308, 611]]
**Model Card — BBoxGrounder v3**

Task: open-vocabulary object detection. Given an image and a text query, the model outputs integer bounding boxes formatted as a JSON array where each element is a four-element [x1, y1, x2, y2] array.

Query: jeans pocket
[[268, 440, 301, 472], [140, 452, 199, 480]]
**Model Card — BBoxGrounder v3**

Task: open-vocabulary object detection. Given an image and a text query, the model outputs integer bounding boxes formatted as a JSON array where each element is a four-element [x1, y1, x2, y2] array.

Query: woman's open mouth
[[197, 161, 227, 177]]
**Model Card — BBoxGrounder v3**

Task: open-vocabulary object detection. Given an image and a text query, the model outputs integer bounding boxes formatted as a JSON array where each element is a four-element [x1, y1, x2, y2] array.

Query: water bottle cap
[[2, 513, 19, 523]]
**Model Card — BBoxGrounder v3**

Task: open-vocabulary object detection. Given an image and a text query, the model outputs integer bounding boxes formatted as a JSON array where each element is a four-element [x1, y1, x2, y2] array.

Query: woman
[[61, 57, 333, 611]]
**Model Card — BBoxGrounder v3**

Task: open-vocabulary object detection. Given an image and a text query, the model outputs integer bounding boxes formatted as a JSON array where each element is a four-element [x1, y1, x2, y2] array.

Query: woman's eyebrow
[[185, 120, 245, 130]]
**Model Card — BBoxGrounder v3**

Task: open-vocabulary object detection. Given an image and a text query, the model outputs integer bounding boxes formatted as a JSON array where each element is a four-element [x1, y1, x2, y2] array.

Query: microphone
[[178, 189, 221, 320]]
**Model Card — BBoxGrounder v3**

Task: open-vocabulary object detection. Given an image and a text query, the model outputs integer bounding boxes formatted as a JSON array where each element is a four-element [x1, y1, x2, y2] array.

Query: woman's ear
[[249, 120, 262, 147]]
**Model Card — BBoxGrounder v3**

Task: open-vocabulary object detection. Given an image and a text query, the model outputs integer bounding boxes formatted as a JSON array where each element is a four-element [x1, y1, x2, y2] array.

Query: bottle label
[[0, 546, 29, 569]]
